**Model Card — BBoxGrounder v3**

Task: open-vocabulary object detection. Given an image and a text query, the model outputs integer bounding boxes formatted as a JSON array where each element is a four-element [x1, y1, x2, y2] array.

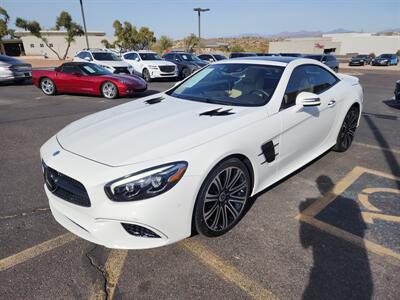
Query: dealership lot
[[0, 68, 399, 299]]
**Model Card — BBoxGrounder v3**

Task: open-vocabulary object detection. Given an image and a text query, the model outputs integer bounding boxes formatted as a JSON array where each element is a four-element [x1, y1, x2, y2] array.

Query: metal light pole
[[79, 0, 90, 49], [193, 8, 210, 40]]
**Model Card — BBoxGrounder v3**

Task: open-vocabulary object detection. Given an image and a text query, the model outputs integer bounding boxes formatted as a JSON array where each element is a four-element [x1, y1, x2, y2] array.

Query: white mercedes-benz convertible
[[41, 57, 363, 249]]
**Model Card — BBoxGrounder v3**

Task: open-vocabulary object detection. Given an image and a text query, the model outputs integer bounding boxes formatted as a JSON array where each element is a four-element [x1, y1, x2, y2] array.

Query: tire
[[40, 77, 56, 95], [101, 81, 118, 99], [194, 158, 251, 237], [333, 106, 360, 152], [142, 69, 152, 82], [181, 67, 191, 79]]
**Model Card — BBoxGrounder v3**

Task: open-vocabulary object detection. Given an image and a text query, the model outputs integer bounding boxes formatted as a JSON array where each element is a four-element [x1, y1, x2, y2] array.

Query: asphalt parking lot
[[1, 68, 399, 299]]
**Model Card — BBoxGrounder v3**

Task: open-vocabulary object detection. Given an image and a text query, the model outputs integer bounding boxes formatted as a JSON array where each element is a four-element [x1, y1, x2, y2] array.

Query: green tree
[[136, 26, 156, 50], [153, 35, 173, 53], [16, 11, 83, 60], [229, 44, 245, 52], [183, 33, 199, 52], [369, 52, 376, 58], [0, 6, 15, 54]]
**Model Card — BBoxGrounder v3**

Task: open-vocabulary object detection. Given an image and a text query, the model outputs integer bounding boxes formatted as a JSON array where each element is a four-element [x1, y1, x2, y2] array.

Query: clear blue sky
[[2, 0, 400, 39]]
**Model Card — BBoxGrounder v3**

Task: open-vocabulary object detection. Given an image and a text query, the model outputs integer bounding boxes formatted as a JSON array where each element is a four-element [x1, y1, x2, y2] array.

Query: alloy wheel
[[41, 78, 55, 95], [102, 82, 117, 99], [339, 108, 358, 149], [202, 167, 249, 232]]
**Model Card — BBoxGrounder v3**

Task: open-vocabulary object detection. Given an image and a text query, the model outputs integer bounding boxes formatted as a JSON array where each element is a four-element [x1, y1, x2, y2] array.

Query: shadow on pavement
[[299, 175, 373, 299], [382, 99, 400, 110]]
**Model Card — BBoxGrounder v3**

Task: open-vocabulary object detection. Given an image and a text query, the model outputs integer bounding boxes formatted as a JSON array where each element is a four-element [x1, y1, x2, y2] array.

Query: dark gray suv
[[303, 54, 339, 72], [162, 52, 208, 79]]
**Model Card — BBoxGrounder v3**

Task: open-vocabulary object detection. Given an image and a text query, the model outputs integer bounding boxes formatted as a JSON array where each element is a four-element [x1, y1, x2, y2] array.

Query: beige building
[[269, 32, 400, 55], [14, 30, 111, 59]]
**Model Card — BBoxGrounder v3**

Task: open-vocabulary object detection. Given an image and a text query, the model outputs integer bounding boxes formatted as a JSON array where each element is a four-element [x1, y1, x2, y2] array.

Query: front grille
[[43, 163, 91, 207], [113, 67, 130, 74], [159, 65, 175, 73], [121, 223, 161, 238]]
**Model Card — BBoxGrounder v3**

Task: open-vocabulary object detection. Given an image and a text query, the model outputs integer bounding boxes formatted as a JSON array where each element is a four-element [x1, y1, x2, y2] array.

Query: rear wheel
[[194, 158, 251, 237], [101, 81, 118, 99], [40, 77, 56, 95], [333, 106, 359, 152]]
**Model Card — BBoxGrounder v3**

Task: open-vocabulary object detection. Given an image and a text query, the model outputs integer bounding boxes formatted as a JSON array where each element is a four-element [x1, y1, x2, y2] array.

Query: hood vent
[[199, 108, 235, 116], [145, 96, 165, 105]]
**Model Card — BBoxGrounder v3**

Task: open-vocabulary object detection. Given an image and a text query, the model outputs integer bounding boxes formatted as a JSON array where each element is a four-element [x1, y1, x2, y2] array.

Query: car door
[[277, 64, 339, 176], [56, 64, 87, 93]]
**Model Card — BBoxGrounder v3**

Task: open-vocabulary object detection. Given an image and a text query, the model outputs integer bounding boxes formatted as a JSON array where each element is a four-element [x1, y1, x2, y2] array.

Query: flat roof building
[[269, 32, 400, 55], [14, 30, 111, 59]]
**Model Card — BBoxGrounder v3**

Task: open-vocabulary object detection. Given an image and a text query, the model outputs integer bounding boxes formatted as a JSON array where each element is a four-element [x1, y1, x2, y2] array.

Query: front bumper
[[149, 69, 178, 79], [41, 136, 200, 249], [349, 61, 364, 66], [372, 61, 389, 66], [119, 83, 148, 96]]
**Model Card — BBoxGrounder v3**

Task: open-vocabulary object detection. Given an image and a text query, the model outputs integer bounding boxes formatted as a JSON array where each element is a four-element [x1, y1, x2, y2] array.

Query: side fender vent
[[199, 108, 235, 116], [145, 96, 165, 105], [259, 141, 277, 164]]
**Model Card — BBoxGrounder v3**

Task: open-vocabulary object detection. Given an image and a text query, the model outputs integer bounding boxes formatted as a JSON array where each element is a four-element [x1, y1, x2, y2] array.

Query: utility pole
[[193, 8, 210, 40], [79, 0, 90, 49]]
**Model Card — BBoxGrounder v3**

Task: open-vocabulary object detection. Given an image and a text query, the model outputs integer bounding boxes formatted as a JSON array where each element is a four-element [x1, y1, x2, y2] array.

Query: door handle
[[328, 99, 336, 107]]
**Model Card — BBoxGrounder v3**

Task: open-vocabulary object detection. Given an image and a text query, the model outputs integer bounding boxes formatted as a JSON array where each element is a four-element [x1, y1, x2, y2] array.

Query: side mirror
[[296, 92, 321, 107], [84, 57, 91, 61], [135, 57, 140, 62], [209, 58, 214, 62]]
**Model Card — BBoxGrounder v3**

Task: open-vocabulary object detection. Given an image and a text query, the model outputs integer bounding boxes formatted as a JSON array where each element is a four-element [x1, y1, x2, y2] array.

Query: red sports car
[[32, 62, 147, 99]]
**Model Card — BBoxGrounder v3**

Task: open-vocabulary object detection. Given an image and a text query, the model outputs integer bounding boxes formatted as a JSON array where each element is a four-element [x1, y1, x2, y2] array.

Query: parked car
[[162, 52, 208, 79], [32, 62, 147, 99], [303, 54, 339, 72], [122, 50, 178, 82], [395, 80, 400, 101], [372, 54, 399, 66], [257, 53, 280, 56], [40, 56, 363, 249], [349, 54, 372, 66], [73, 49, 134, 74], [229, 52, 257, 58], [0, 55, 32, 83], [198, 53, 227, 63]]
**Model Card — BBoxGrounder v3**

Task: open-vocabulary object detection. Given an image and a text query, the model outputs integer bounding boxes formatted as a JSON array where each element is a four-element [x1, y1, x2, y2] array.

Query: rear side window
[[61, 65, 82, 74], [281, 65, 339, 109], [124, 53, 138, 60]]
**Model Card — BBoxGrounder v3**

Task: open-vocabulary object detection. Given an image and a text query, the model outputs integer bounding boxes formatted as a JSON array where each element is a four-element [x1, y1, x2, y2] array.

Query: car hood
[[102, 73, 146, 85], [144, 60, 176, 66], [56, 94, 264, 166], [99, 60, 130, 67]]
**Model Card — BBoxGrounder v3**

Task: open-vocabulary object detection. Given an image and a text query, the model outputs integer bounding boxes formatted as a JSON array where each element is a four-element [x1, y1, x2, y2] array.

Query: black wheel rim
[[182, 69, 190, 78], [203, 167, 248, 232], [340, 109, 358, 149]]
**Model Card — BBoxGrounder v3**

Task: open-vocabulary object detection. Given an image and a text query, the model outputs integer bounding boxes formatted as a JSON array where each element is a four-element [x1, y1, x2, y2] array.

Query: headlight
[[105, 162, 188, 202], [148, 65, 158, 70]]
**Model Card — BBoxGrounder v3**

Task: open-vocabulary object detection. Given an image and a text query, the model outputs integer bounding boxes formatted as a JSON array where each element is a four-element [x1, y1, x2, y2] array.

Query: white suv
[[122, 50, 178, 81], [74, 49, 133, 74]]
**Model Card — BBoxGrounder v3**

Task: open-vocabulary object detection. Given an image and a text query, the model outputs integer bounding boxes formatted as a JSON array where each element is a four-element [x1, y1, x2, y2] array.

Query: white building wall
[[269, 33, 400, 55], [15, 31, 112, 59]]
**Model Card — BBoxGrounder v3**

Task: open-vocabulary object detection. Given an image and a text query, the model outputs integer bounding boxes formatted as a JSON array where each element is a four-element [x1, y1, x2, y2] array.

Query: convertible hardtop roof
[[230, 56, 300, 64]]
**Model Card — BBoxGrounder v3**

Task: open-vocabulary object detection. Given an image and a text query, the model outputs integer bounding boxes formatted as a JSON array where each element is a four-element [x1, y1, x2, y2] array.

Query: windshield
[[167, 63, 284, 107], [92, 52, 121, 61], [179, 54, 202, 61], [378, 54, 391, 59], [139, 53, 162, 60], [214, 54, 227, 61], [79, 63, 112, 75], [355, 55, 368, 58]]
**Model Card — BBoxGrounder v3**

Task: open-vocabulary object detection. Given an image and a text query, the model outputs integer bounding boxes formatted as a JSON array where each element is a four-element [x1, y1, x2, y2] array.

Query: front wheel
[[40, 77, 56, 95], [142, 69, 151, 82], [194, 158, 251, 237], [333, 106, 359, 152], [181, 68, 191, 79], [101, 81, 118, 99]]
